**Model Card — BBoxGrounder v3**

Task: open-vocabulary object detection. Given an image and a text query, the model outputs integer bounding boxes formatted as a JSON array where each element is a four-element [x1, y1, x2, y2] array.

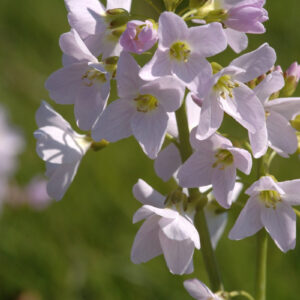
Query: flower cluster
[[36, 0, 300, 298]]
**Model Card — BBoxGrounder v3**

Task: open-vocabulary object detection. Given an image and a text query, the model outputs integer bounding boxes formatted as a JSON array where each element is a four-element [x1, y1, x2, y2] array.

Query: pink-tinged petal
[[229, 195, 263, 239], [159, 216, 200, 248], [186, 94, 202, 130], [154, 144, 181, 182], [248, 125, 268, 158], [133, 205, 178, 224], [34, 126, 83, 164], [188, 22, 227, 57], [166, 112, 178, 138], [221, 83, 265, 133], [267, 111, 298, 157], [45, 63, 89, 105], [231, 43, 276, 83], [228, 147, 252, 174], [245, 176, 284, 195], [106, 0, 132, 11], [116, 52, 144, 99], [75, 81, 110, 130], [224, 28, 248, 53], [205, 207, 228, 249], [261, 203, 296, 252], [159, 231, 195, 275], [212, 165, 236, 208], [177, 150, 214, 188], [91, 99, 134, 142], [45, 161, 80, 201], [139, 49, 171, 80], [265, 98, 300, 121], [184, 279, 216, 299], [139, 76, 185, 112], [158, 12, 188, 48], [133, 179, 165, 208], [131, 106, 169, 159], [65, 0, 106, 39], [171, 55, 211, 84], [35, 101, 71, 131], [131, 215, 162, 264], [59, 29, 97, 64], [254, 71, 284, 105], [197, 92, 224, 140], [277, 180, 300, 205]]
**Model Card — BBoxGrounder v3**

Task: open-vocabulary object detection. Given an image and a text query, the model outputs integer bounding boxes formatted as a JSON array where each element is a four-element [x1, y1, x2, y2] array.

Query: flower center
[[134, 94, 158, 113], [259, 190, 282, 209], [81, 69, 107, 87], [214, 74, 239, 99], [169, 41, 191, 62], [212, 149, 234, 170]]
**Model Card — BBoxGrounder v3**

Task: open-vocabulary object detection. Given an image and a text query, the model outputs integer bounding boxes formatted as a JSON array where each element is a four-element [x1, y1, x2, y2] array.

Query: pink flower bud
[[120, 20, 158, 54], [286, 62, 300, 83]]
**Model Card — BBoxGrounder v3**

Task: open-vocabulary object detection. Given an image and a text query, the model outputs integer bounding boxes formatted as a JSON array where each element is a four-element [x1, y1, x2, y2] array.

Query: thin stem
[[255, 229, 268, 300], [143, 0, 161, 14], [294, 208, 300, 218], [182, 8, 198, 20], [175, 99, 223, 292], [228, 290, 255, 300]]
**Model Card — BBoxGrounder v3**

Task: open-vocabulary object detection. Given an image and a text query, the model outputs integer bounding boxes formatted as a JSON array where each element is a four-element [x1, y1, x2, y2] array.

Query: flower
[[92, 52, 185, 159], [120, 20, 158, 54], [280, 61, 300, 96], [193, 43, 275, 140], [64, 0, 132, 58], [184, 279, 223, 300], [250, 71, 300, 157], [139, 11, 227, 84], [178, 131, 252, 208], [45, 29, 110, 131], [131, 179, 200, 275], [229, 176, 300, 252], [34, 101, 91, 200]]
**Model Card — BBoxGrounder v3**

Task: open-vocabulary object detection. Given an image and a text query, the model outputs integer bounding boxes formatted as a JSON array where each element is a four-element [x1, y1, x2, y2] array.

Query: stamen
[[169, 41, 191, 62], [134, 94, 158, 113]]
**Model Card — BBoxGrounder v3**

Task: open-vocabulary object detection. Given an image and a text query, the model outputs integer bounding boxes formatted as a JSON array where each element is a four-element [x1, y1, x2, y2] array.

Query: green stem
[[294, 208, 300, 218], [182, 8, 198, 20], [175, 99, 223, 292], [255, 229, 268, 300], [228, 290, 255, 300]]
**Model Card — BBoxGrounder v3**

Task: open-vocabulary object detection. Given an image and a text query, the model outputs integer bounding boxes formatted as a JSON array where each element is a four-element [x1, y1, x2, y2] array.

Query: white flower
[[131, 179, 200, 275], [184, 279, 223, 300], [34, 101, 91, 200]]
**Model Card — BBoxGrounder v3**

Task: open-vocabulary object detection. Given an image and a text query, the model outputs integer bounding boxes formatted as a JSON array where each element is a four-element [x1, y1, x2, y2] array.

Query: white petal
[[267, 111, 298, 157], [224, 28, 248, 53], [245, 176, 284, 196], [197, 92, 224, 140], [254, 71, 285, 105], [154, 144, 181, 182], [106, 0, 132, 11], [231, 43, 276, 83], [228, 147, 252, 174], [184, 279, 216, 299], [131, 106, 169, 159], [261, 203, 296, 252], [277, 180, 300, 205], [46, 161, 80, 200], [248, 125, 268, 158], [159, 231, 195, 275], [186, 93, 202, 130], [166, 112, 178, 138], [188, 22, 227, 57], [131, 215, 162, 264], [133, 179, 165, 208], [91, 99, 134, 142], [265, 98, 300, 121], [212, 165, 236, 208], [229, 195, 263, 239]]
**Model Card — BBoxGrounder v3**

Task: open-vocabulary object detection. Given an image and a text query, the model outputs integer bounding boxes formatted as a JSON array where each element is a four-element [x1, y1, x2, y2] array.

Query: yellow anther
[[81, 69, 107, 87], [212, 149, 234, 170], [214, 74, 240, 99], [259, 190, 282, 209], [169, 41, 191, 63], [134, 94, 158, 113]]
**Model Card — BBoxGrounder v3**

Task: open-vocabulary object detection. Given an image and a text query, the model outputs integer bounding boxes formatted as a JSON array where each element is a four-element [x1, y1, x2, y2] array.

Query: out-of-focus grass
[[0, 0, 299, 299]]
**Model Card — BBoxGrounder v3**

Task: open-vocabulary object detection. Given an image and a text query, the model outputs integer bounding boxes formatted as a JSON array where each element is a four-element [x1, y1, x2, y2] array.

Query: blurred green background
[[0, 0, 299, 299]]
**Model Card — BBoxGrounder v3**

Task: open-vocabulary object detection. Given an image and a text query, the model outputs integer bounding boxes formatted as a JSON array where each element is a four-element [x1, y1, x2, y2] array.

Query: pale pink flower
[[229, 176, 300, 252], [184, 279, 223, 300]]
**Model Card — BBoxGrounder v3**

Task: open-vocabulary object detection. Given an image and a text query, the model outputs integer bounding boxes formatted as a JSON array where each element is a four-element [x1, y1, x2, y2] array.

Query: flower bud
[[105, 9, 130, 29], [291, 115, 300, 131], [280, 62, 300, 96], [120, 20, 158, 54], [104, 56, 119, 77]]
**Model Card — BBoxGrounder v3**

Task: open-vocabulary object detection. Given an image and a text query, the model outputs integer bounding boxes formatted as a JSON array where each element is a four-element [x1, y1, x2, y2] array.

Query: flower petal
[[228, 147, 252, 174], [277, 179, 300, 205], [245, 176, 284, 195], [265, 98, 300, 121], [248, 125, 268, 158], [184, 279, 215, 299], [224, 28, 248, 54], [106, 0, 132, 11]]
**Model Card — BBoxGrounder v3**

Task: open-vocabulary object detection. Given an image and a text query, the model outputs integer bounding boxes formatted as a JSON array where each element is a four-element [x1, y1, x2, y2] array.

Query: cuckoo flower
[[45, 29, 110, 131], [194, 43, 275, 140], [64, 0, 132, 58], [178, 130, 252, 208], [249, 71, 300, 157], [120, 20, 158, 54], [184, 279, 223, 300], [139, 11, 227, 84], [34, 101, 91, 200], [229, 176, 300, 252], [92, 52, 185, 159], [131, 179, 200, 275]]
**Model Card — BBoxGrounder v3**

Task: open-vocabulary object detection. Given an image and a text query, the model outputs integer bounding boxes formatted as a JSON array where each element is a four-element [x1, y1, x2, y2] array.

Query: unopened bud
[[204, 9, 227, 23], [106, 8, 128, 16], [111, 25, 126, 38], [291, 115, 300, 131], [91, 139, 109, 151], [280, 62, 300, 96]]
